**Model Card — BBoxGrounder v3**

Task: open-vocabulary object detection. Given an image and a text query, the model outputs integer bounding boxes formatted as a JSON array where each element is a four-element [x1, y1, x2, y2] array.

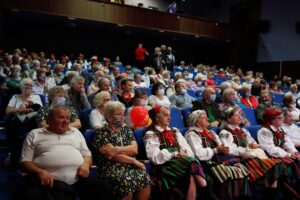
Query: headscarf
[[262, 109, 282, 127]]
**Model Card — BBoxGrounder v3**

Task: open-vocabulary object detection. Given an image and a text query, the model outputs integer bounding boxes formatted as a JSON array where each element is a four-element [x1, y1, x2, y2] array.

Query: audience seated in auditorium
[[283, 93, 300, 121], [32, 66, 56, 103], [89, 91, 111, 129], [2, 64, 22, 95], [92, 101, 151, 199], [185, 110, 251, 199], [219, 88, 250, 126], [269, 81, 284, 95], [5, 78, 42, 166], [61, 71, 79, 90], [256, 90, 281, 124], [148, 82, 171, 108], [117, 78, 135, 108], [204, 73, 215, 87], [282, 109, 300, 147], [36, 86, 81, 129], [239, 85, 259, 108], [88, 77, 118, 105], [191, 87, 221, 127], [251, 78, 263, 96], [13, 105, 113, 200], [286, 84, 299, 100], [169, 80, 195, 109], [132, 73, 148, 88], [125, 90, 151, 129], [144, 106, 207, 199], [258, 109, 300, 196], [87, 70, 104, 96], [219, 107, 285, 199], [65, 76, 91, 115], [52, 63, 65, 85]]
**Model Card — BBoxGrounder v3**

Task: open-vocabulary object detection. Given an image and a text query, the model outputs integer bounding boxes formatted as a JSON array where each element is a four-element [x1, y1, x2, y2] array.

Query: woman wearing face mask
[[240, 85, 259, 108], [3, 64, 23, 96], [92, 101, 151, 200], [256, 90, 281, 124], [36, 86, 81, 128], [283, 94, 300, 121], [148, 82, 171, 108], [5, 78, 42, 167], [125, 90, 151, 129], [89, 91, 111, 129]]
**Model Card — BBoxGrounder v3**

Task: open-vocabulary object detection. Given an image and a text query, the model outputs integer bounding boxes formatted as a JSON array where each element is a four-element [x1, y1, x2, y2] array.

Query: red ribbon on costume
[[161, 129, 175, 146], [274, 130, 283, 139], [231, 128, 244, 139], [201, 129, 215, 141]]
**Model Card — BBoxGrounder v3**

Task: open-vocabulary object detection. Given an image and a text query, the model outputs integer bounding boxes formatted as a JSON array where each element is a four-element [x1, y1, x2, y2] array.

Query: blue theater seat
[[79, 108, 93, 133], [242, 108, 259, 125], [244, 125, 262, 142], [181, 107, 191, 127], [170, 107, 185, 129], [271, 93, 284, 105]]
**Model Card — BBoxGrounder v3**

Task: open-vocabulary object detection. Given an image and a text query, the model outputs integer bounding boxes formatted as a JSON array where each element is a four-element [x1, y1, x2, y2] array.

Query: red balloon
[[130, 106, 150, 127]]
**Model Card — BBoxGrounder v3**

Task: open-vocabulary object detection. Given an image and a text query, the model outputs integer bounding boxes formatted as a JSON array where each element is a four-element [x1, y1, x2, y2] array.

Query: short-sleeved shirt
[[135, 48, 147, 61], [21, 127, 91, 185]]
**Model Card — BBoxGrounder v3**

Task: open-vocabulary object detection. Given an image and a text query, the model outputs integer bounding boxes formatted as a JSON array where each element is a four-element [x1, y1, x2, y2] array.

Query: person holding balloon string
[[125, 90, 152, 130]]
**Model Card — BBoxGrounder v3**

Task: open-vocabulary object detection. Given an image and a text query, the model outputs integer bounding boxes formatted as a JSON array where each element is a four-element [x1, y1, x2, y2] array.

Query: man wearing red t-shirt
[[135, 43, 149, 70]]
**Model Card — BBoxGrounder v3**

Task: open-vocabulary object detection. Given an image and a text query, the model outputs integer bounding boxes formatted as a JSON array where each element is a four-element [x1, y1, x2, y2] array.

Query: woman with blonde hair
[[89, 91, 111, 129]]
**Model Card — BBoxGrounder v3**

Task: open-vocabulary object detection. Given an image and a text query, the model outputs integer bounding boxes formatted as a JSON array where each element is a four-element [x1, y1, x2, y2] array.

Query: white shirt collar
[[154, 125, 171, 132]]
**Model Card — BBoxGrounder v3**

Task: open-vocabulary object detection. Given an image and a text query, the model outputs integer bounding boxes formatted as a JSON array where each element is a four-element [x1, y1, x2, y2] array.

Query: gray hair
[[20, 78, 33, 88], [202, 87, 214, 96], [104, 101, 125, 122], [223, 88, 237, 99], [156, 106, 171, 120], [97, 77, 111, 87], [10, 64, 21, 71], [93, 91, 110, 107], [71, 76, 85, 85], [66, 71, 79, 78], [189, 110, 207, 127], [220, 81, 232, 91]]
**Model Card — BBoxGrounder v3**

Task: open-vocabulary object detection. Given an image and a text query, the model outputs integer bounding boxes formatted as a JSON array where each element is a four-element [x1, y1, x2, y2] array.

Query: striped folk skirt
[[198, 154, 251, 198], [242, 158, 284, 184], [277, 157, 300, 180], [151, 156, 205, 191]]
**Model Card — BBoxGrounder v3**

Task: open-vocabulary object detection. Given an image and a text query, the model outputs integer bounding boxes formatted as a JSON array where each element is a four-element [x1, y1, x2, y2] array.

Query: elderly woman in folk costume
[[144, 106, 207, 200], [185, 110, 251, 199], [258, 109, 300, 198], [219, 107, 286, 199]]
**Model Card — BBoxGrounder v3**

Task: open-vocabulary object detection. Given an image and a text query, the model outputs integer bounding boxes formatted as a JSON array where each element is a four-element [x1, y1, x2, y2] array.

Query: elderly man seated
[[169, 80, 195, 109], [13, 105, 113, 200], [282, 109, 300, 148], [65, 76, 91, 115]]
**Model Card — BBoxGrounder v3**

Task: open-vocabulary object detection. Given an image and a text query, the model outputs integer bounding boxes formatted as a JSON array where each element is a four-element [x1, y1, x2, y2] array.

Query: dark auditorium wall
[[1, 11, 230, 67], [257, 0, 300, 62]]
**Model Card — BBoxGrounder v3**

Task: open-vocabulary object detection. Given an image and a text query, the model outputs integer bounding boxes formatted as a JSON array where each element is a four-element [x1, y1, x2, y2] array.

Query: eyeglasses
[[274, 116, 283, 120], [23, 84, 33, 88]]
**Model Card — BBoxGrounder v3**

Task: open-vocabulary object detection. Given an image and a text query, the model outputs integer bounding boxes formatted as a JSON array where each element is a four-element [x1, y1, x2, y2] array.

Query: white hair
[[71, 76, 85, 85], [93, 91, 110, 107], [189, 110, 207, 127]]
